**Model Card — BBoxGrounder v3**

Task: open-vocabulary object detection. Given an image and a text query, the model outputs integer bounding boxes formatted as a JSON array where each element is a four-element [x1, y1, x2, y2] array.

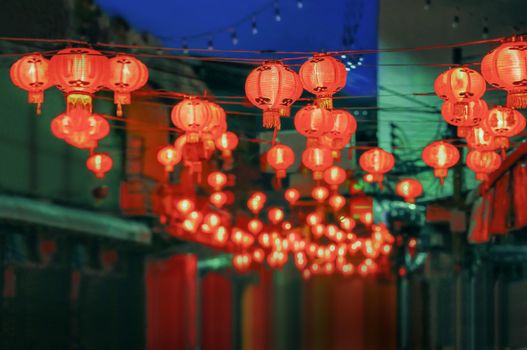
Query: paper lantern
[[266, 144, 295, 179], [294, 104, 332, 142], [465, 126, 499, 151], [328, 194, 346, 211], [306, 211, 323, 226], [10, 54, 52, 114], [359, 148, 395, 185], [204, 213, 221, 228], [51, 112, 109, 150], [339, 216, 356, 231], [157, 145, 181, 172], [86, 153, 112, 178], [175, 198, 195, 215], [106, 54, 148, 116], [215, 131, 238, 158], [481, 36, 527, 108], [311, 186, 329, 202], [299, 54, 346, 109], [202, 101, 227, 151], [171, 98, 211, 142], [207, 171, 227, 191], [395, 178, 423, 203], [434, 67, 486, 115], [466, 150, 501, 181], [323, 165, 347, 189], [232, 253, 252, 273], [422, 141, 460, 184], [485, 106, 526, 137], [209, 191, 227, 208], [268, 207, 285, 225], [326, 109, 357, 143], [302, 146, 333, 180], [440, 99, 487, 130], [245, 61, 303, 129], [284, 188, 300, 205], [319, 133, 352, 160], [248, 218, 263, 235], [247, 192, 266, 214]]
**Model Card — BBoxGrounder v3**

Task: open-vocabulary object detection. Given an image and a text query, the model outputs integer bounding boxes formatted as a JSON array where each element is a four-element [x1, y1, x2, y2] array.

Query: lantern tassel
[[116, 103, 123, 117], [36, 103, 42, 116], [263, 110, 281, 130], [316, 97, 333, 110], [507, 91, 527, 109]]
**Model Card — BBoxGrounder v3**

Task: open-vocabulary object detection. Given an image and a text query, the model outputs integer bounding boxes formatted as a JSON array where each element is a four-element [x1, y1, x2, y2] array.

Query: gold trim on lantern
[[507, 90, 527, 109]]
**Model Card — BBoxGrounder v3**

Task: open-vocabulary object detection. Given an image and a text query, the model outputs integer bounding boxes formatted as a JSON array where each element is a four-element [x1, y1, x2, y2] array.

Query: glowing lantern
[[213, 226, 228, 244], [266, 144, 295, 179], [395, 178, 423, 203], [306, 211, 323, 226], [51, 112, 109, 150], [268, 207, 284, 225], [299, 54, 346, 109], [434, 67, 486, 115], [466, 150, 501, 181], [10, 54, 52, 114], [441, 99, 487, 130], [209, 191, 227, 208], [157, 145, 181, 172], [359, 148, 395, 185], [311, 186, 329, 202], [204, 213, 221, 228], [247, 192, 266, 214], [106, 54, 148, 116], [481, 36, 527, 108], [232, 253, 252, 273], [339, 216, 356, 231], [323, 165, 347, 189], [245, 61, 303, 129], [207, 171, 227, 191], [175, 198, 195, 215], [422, 141, 460, 184], [248, 218, 263, 234], [284, 188, 300, 205], [465, 126, 499, 151], [215, 131, 238, 158], [86, 153, 112, 178], [302, 146, 333, 180], [326, 109, 357, 144], [294, 252, 307, 269], [485, 106, 526, 137], [328, 194, 346, 211], [294, 105, 332, 142], [171, 98, 211, 142], [253, 248, 265, 263]]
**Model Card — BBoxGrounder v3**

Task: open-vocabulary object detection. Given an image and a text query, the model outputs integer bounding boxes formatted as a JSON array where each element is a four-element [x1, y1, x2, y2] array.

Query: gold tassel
[[263, 110, 281, 129], [316, 97, 333, 110], [507, 91, 527, 109]]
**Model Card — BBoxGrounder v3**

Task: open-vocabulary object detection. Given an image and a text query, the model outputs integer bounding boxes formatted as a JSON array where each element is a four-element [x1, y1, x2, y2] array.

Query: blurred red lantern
[[202, 101, 227, 152], [171, 98, 211, 142], [311, 186, 329, 202], [10, 54, 52, 114], [441, 99, 487, 130], [232, 253, 252, 273], [51, 112, 109, 150], [214, 226, 229, 244], [248, 218, 263, 235], [339, 216, 356, 231], [299, 54, 346, 109], [422, 141, 460, 184], [268, 207, 285, 224], [209, 191, 227, 208], [252, 248, 265, 263], [395, 178, 423, 203], [266, 144, 295, 179], [326, 109, 357, 143], [434, 67, 486, 115], [215, 131, 238, 158], [247, 191, 266, 214], [284, 188, 300, 205], [302, 146, 333, 180], [485, 106, 526, 137], [306, 211, 323, 226], [294, 252, 307, 269], [328, 194, 346, 211], [319, 133, 351, 160], [481, 36, 527, 108], [106, 54, 148, 116], [359, 148, 394, 185], [175, 198, 195, 215], [245, 61, 303, 129], [294, 104, 332, 141], [465, 126, 499, 151], [86, 153, 112, 178], [207, 171, 227, 191], [157, 145, 181, 172], [204, 213, 221, 228], [466, 150, 501, 181], [323, 165, 347, 189]]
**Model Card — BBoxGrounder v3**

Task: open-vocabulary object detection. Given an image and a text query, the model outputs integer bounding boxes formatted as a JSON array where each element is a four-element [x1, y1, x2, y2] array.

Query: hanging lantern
[[339, 216, 356, 231], [209, 191, 228, 208], [51, 112, 109, 150], [311, 186, 329, 202], [422, 141, 460, 185], [268, 207, 285, 225], [171, 97, 211, 143], [323, 165, 347, 190], [247, 191, 267, 214], [215, 131, 239, 158], [328, 194, 346, 211], [207, 171, 228, 191], [106, 54, 148, 116], [434, 67, 486, 115], [306, 211, 323, 226], [302, 146, 333, 180], [395, 178, 423, 203], [202, 101, 227, 151], [465, 126, 499, 151], [248, 218, 263, 235], [157, 145, 181, 172], [232, 253, 252, 273], [484, 106, 526, 137], [481, 36, 527, 109], [266, 144, 295, 179], [326, 109, 357, 144], [10, 53, 52, 115], [359, 148, 395, 185], [294, 104, 332, 144], [440, 99, 487, 132], [299, 54, 347, 109], [86, 153, 112, 178], [466, 150, 502, 181], [245, 61, 303, 129], [175, 198, 195, 215], [204, 213, 221, 228], [284, 188, 300, 205]]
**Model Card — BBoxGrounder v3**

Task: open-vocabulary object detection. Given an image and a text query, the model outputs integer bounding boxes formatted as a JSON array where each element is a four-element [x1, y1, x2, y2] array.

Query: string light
[[452, 8, 460, 29], [231, 30, 238, 46], [208, 37, 214, 51], [251, 17, 258, 35], [182, 38, 189, 54], [274, 1, 281, 22], [424, 0, 431, 11], [482, 17, 489, 39], [297, 0, 304, 9]]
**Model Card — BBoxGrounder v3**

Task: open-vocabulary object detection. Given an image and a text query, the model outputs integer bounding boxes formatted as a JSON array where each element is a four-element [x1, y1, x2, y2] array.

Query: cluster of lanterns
[[10, 48, 149, 178]]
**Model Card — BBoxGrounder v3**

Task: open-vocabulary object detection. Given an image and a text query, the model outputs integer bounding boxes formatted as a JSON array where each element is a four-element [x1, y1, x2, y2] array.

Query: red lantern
[[51, 112, 109, 150], [466, 150, 501, 181], [86, 153, 112, 178], [171, 98, 211, 142], [204, 213, 221, 228], [319, 133, 351, 160], [284, 188, 300, 205], [10, 54, 52, 114], [465, 126, 499, 151], [302, 146, 333, 180], [232, 253, 252, 273], [157, 145, 181, 172], [202, 101, 227, 151], [441, 99, 487, 130], [484, 106, 526, 137], [339, 216, 356, 231], [323, 165, 347, 189], [299, 54, 347, 109], [266, 144, 295, 179], [248, 218, 263, 235], [294, 105, 332, 142], [215, 131, 239, 158], [481, 36, 527, 108], [311, 186, 329, 202], [434, 67, 486, 115], [359, 148, 395, 185], [395, 178, 423, 203], [209, 191, 227, 208], [268, 207, 285, 225], [247, 192, 266, 214], [245, 61, 303, 129], [326, 109, 357, 142], [328, 194, 346, 211], [207, 171, 227, 191], [106, 54, 148, 116], [422, 141, 460, 184], [306, 211, 323, 226]]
